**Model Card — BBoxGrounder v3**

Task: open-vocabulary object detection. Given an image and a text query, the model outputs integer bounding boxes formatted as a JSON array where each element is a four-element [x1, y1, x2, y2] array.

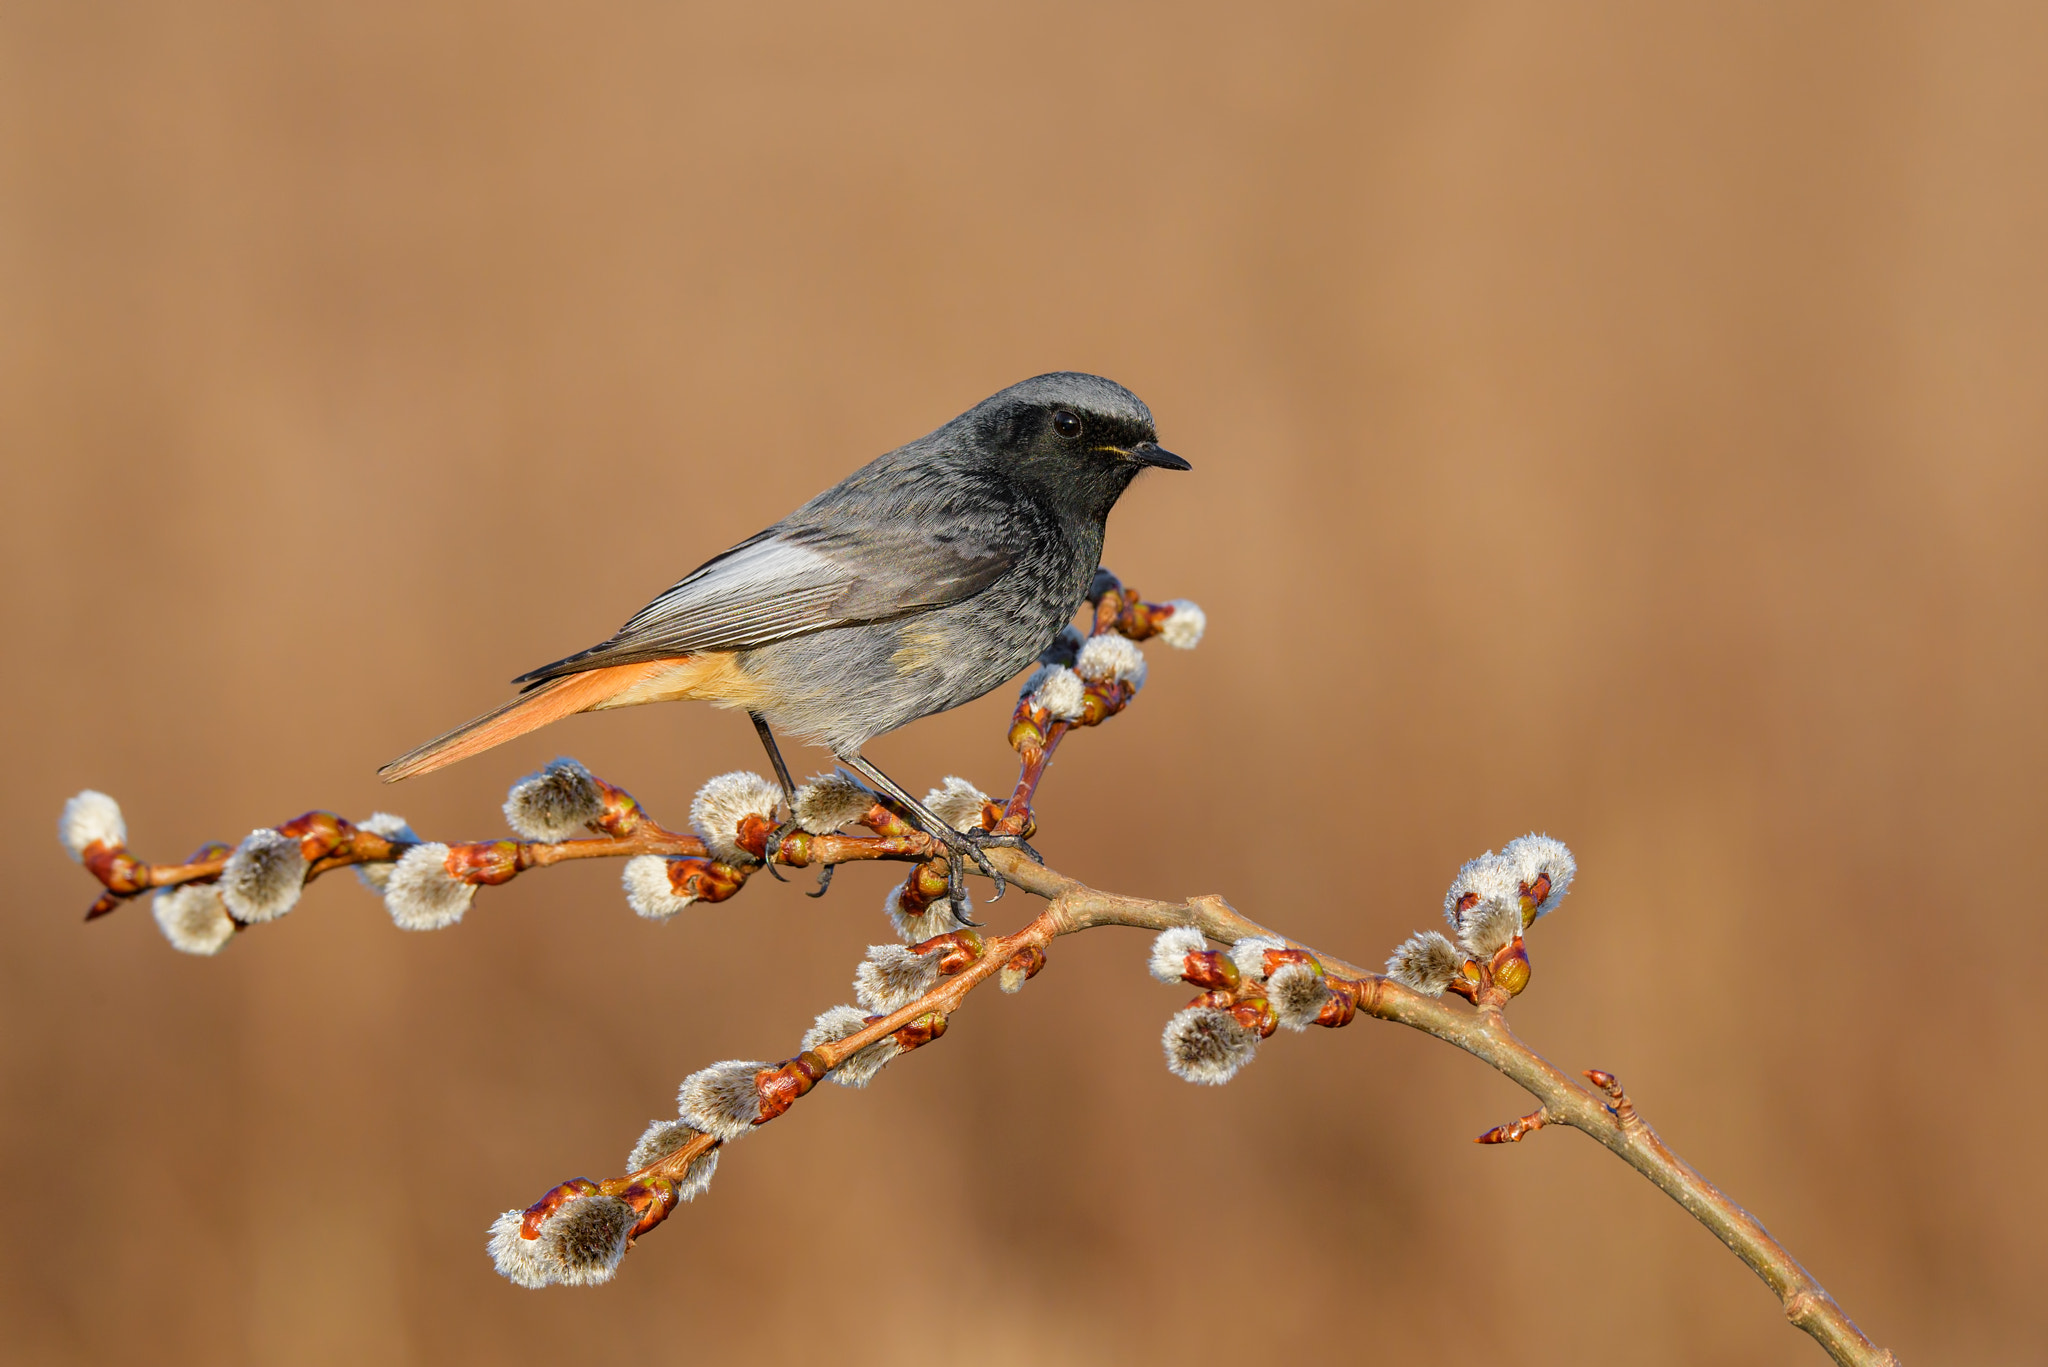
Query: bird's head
[[963, 372, 1190, 519]]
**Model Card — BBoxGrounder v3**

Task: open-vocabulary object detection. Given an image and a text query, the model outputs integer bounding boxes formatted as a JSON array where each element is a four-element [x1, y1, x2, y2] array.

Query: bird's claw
[[760, 818, 806, 883], [934, 824, 1033, 911], [962, 836, 1005, 903], [930, 826, 1002, 915], [944, 874, 983, 927], [763, 812, 837, 898]]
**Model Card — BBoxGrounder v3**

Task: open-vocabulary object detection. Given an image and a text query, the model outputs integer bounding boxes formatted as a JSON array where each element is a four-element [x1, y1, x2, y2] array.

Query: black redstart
[[378, 371, 1189, 896]]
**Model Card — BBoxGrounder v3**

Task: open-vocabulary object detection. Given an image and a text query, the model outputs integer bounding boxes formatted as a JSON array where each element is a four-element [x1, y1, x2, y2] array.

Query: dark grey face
[[964, 372, 1191, 519]]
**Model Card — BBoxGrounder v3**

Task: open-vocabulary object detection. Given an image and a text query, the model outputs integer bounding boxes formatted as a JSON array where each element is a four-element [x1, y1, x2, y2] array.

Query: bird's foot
[[761, 818, 838, 898], [929, 824, 1041, 912], [925, 825, 1000, 917], [971, 828, 1043, 866], [759, 817, 801, 884]]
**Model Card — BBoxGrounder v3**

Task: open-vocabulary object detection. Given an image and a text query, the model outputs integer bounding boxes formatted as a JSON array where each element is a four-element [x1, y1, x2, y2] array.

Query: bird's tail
[[377, 661, 670, 783]]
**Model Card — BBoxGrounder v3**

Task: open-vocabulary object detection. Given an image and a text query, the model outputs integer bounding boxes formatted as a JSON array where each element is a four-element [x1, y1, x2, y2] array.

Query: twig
[[57, 576, 1896, 1364], [555, 849, 1895, 1365]]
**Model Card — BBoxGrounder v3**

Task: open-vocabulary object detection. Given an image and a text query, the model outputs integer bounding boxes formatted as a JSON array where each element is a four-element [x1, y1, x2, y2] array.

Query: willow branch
[[1011, 856, 1896, 1366], [578, 847, 1894, 1366], [58, 575, 1894, 1363]]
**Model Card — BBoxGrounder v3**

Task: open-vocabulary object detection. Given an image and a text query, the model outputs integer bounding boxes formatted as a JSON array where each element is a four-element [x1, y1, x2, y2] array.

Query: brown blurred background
[[4, 3, 2043, 1363]]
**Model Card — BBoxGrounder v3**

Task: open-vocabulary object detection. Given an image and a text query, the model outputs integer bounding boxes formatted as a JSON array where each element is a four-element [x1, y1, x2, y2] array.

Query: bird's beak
[[1125, 442, 1192, 471]]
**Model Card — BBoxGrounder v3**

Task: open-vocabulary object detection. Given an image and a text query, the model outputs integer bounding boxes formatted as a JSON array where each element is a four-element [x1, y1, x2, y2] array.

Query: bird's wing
[[511, 524, 1017, 687]]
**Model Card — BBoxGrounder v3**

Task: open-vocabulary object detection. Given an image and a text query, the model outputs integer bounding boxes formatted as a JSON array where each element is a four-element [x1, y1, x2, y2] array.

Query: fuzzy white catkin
[[1500, 833, 1576, 918], [351, 812, 417, 893], [923, 776, 991, 833], [1029, 665, 1087, 721], [793, 772, 873, 834], [676, 1147, 720, 1201], [802, 1004, 872, 1052], [1162, 1006, 1259, 1085], [855, 943, 943, 1014], [1229, 936, 1286, 981], [677, 1061, 767, 1142], [1386, 931, 1465, 996], [503, 758, 605, 841], [59, 790, 125, 861], [884, 884, 965, 942], [625, 1119, 720, 1200], [1158, 599, 1206, 649], [548, 1194, 638, 1286], [152, 883, 235, 956], [621, 855, 695, 921], [1458, 899, 1522, 959], [801, 1004, 899, 1088], [382, 843, 475, 930], [487, 1194, 637, 1289], [487, 1210, 557, 1289], [219, 828, 307, 923], [1074, 632, 1147, 688], [1148, 926, 1208, 983], [626, 1117, 697, 1171], [1267, 962, 1332, 1031], [689, 771, 782, 865], [1442, 852, 1520, 932]]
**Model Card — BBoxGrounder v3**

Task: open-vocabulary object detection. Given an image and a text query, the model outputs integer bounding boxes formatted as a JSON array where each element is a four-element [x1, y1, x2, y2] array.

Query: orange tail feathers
[[377, 661, 674, 783]]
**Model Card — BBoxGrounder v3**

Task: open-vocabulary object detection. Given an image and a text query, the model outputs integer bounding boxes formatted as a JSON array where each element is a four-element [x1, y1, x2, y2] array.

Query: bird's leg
[[750, 712, 800, 805], [834, 750, 1003, 913], [748, 712, 801, 886]]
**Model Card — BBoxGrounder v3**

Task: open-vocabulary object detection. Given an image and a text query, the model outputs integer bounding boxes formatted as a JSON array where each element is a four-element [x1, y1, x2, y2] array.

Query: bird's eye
[[1052, 409, 1083, 440]]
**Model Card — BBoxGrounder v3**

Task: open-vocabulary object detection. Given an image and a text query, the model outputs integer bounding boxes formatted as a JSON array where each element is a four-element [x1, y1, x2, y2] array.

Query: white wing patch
[[616, 537, 852, 651]]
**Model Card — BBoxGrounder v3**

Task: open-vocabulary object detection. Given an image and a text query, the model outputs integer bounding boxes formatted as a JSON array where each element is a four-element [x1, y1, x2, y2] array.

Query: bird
[[377, 371, 1190, 902]]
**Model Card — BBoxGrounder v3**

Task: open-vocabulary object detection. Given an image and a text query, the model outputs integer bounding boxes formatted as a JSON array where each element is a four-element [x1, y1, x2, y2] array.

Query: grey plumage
[[380, 372, 1188, 899], [511, 372, 1183, 754]]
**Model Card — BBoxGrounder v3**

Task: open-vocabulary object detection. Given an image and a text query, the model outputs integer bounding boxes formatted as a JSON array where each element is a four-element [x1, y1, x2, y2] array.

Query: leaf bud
[[752, 1054, 826, 1124], [1230, 997, 1279, 1039], [1008, 704, 1049, 755], [444, 839, 523, 886], [520, 1177, 601, 1240], [1490, 937, 1531, 997], [891, 1011, 947, 1053], [668, 856, 747, 905], [588, 776, 646, 838], [1184, 951, 1240, 991], [1258, 946, 1323, 979], [908, 927, 985, 975], [1312, 987, 1357, 1028], [618, 1176, 679, 1238]]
